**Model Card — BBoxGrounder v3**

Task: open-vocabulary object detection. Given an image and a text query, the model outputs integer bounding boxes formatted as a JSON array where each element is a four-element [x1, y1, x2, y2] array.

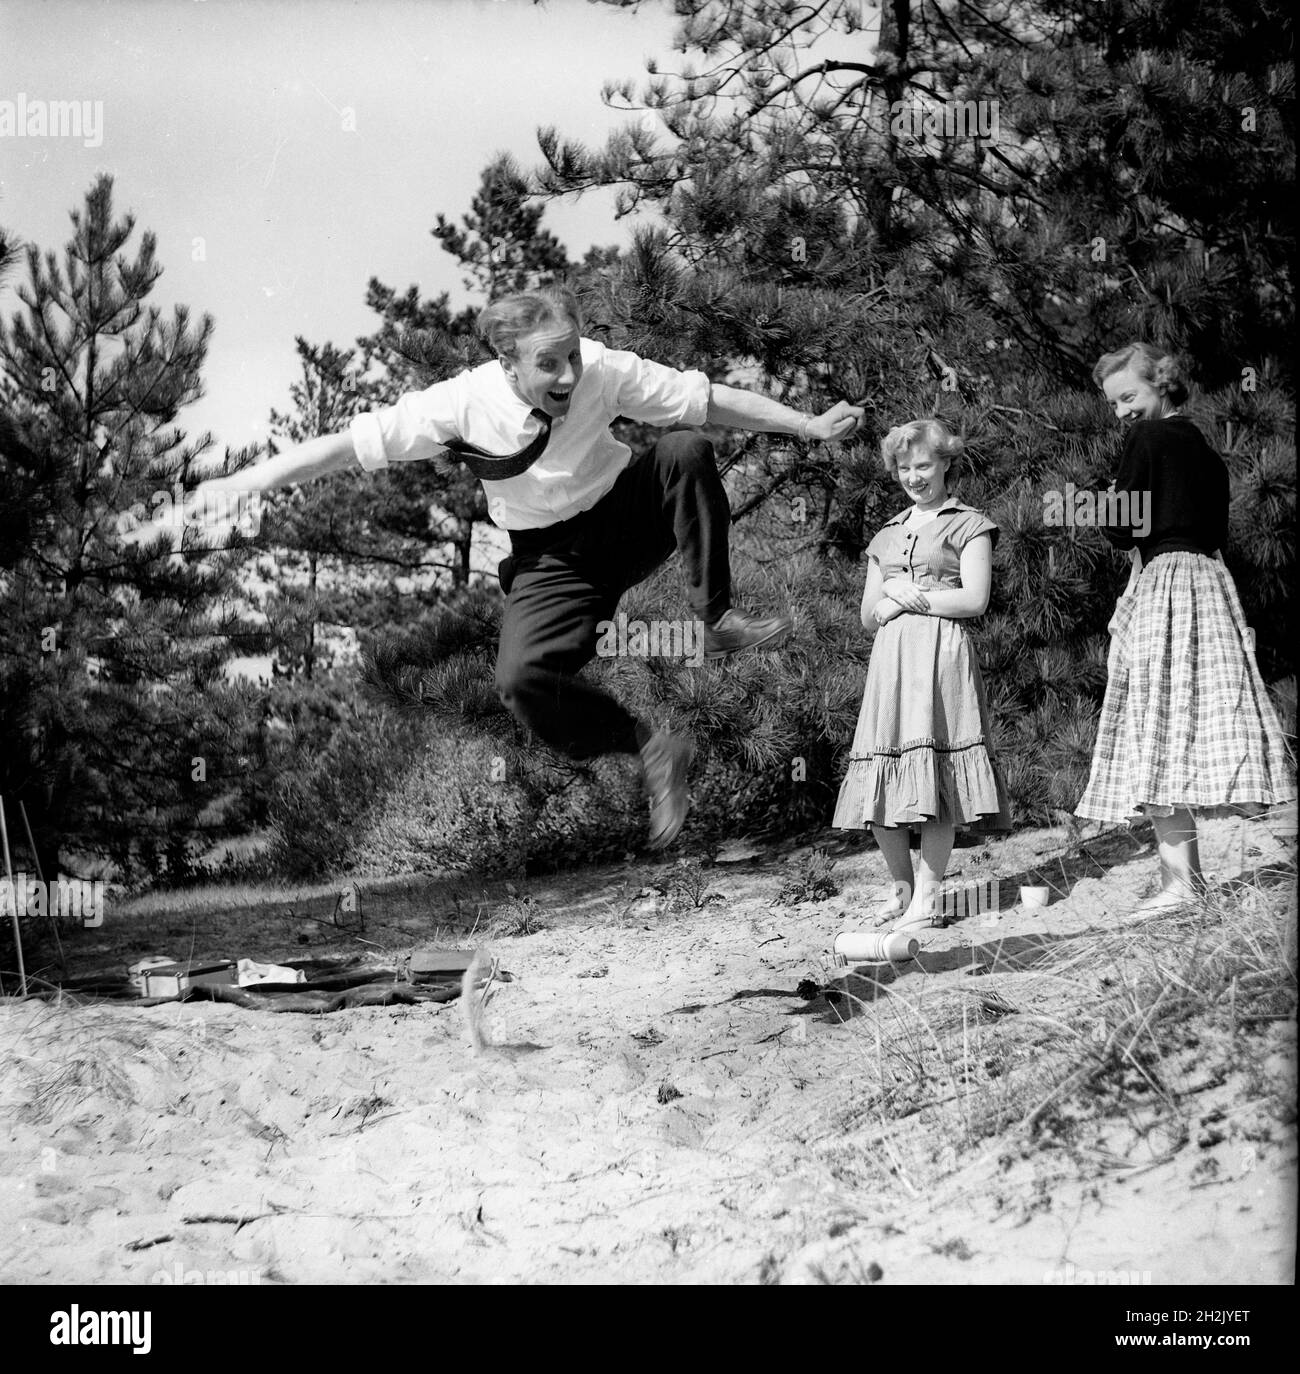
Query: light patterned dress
[[833, 500, 1011, 831]]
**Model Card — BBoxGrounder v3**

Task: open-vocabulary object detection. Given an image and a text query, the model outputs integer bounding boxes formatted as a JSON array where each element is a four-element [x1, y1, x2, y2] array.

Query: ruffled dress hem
[[833, 736, 1012, 831]]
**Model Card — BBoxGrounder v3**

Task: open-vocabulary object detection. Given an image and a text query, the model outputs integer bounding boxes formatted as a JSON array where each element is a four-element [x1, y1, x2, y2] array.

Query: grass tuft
[[775, 848, 840, 905], [820, 863, 1296, 1175]]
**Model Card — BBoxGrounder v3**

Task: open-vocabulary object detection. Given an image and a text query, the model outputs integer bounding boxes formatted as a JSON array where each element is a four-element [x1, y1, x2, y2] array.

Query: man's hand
[[809, 400, 865, 443], [882, 578, 930, 613], [706, 385, 864, 442], [118, 477, 259, 552]]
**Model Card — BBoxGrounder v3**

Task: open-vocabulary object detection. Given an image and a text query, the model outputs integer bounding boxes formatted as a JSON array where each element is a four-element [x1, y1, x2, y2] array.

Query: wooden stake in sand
[[19, 800, 65, 971], [0, 796, 29, 997]]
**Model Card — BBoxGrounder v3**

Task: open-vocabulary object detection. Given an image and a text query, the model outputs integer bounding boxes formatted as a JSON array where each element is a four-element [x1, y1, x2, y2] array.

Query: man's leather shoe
[[702, 607, 793, 660], [640, 729, 692, 849]]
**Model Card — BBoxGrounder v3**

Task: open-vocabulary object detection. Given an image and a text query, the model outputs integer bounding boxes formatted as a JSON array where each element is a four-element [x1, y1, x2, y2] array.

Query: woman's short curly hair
[[1092, 341, 1190, 407], [476, 288, 583, 361], [879, 418, 965, 480]]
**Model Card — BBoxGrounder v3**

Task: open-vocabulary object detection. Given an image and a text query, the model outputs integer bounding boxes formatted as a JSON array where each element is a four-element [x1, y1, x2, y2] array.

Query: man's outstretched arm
[[202, 430, 358, 500], [119, 430, 359, 549], [705, 385, 863, 443]]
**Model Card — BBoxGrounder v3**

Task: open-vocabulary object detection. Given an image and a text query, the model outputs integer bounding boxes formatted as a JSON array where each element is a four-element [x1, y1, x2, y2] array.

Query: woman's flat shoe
[[1128, 887, 1199, 920], [891, 906, 944, 933], [870, 897, 906, 927]]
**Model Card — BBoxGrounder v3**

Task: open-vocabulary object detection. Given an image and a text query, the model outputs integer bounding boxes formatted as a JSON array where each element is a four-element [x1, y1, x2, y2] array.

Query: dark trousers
[[494, 431, 731, 759]]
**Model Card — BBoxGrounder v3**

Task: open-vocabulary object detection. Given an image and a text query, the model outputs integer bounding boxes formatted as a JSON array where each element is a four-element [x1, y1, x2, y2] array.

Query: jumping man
[[189, 288, 863, 847]]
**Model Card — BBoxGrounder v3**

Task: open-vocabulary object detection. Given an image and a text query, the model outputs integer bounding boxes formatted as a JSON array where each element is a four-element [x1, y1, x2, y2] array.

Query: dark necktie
[[443, 409, 552, 481]]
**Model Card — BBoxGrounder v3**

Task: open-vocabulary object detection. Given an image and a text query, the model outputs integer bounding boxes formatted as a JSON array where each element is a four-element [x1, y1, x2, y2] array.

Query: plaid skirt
[[1075, 552, 1296, 823]]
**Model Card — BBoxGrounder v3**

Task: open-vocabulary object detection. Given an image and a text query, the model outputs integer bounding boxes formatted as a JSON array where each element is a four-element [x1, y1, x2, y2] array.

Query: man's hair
[[1092, 341, 1190, 406], [879, 418, 965, 479], [476, 288, 583, 361]]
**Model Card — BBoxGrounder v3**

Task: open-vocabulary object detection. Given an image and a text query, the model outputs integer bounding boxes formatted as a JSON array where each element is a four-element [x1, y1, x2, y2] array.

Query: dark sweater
[[1100, 416, 1229, 561]]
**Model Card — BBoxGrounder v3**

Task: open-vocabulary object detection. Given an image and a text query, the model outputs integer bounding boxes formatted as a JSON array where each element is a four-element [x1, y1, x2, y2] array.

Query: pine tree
[[433, 154, 572, 299], [558, 0, 1292, 390], [0, 176, 270, 887], [260, 335, 465, 679], [351, 288, 492, 593]]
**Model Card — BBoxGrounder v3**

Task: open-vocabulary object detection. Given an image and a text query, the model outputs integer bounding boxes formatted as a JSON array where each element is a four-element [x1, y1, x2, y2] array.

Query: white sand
[[1, 816, 1294, 1285]]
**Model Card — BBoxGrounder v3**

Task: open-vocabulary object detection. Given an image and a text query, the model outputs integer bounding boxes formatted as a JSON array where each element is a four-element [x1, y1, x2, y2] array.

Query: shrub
[[344, 732, 644, 879], [775, 847, 840, 905], [266, 695, 428, 880]]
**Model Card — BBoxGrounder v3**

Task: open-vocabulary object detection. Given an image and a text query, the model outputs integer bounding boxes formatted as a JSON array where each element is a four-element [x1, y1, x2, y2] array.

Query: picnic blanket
[[51, 950, 486, 1015]]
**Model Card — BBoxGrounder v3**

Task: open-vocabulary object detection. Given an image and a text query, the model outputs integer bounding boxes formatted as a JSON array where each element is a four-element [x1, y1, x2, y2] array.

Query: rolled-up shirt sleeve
[[348, 379, 462, 473], [601, 347, 711, 427]]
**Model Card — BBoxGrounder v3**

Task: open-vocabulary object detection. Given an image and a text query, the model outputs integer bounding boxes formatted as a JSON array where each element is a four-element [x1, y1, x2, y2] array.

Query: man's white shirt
[[348, 337, 711, 530]]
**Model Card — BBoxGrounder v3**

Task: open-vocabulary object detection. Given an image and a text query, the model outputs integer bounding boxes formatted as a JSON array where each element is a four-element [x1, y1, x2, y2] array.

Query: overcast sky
[[0, 0, 686, 452]]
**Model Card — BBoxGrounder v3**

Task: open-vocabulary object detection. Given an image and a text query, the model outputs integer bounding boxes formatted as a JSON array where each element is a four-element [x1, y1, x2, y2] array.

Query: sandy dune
[[2, 815, 1294, 1285]]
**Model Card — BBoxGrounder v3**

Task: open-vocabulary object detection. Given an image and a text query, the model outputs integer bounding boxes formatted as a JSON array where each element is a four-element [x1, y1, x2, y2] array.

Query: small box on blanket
[[408, 949, 476, 983], [141, 960, 238, 1000]]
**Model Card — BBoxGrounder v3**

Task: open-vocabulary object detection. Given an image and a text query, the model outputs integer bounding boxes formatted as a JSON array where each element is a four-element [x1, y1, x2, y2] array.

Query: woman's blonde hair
[[1091, 341, 1189, 407], [476, 287, 583, 361], [880, 418, 965, 480]]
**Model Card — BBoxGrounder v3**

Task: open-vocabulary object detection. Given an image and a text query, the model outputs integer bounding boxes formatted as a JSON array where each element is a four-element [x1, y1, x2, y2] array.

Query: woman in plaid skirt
[[1075, 342, 1295, 915]]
